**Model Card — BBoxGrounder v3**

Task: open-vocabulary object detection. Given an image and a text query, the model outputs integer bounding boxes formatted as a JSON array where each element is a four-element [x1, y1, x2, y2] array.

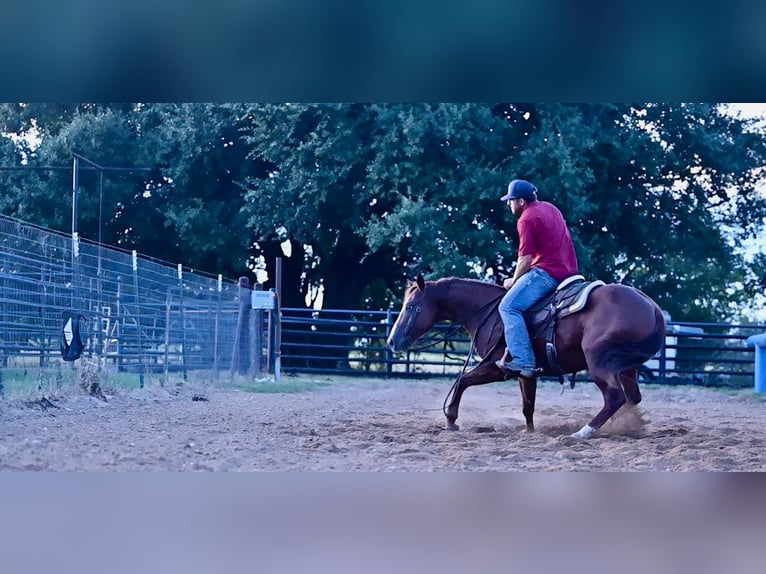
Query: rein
[[440, 296, 505, 418], [393, 283, 506, 417], [405, 323, 465, 352]]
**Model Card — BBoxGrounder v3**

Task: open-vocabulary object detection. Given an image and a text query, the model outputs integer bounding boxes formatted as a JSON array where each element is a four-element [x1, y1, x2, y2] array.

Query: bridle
[[398, 301, 463, 352], [396, 291, 504, 353], [399, 302, 421, 348]]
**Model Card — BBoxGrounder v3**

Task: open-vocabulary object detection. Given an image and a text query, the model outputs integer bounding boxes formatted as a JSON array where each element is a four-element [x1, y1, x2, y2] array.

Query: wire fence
[[0, 214, 266, 399]]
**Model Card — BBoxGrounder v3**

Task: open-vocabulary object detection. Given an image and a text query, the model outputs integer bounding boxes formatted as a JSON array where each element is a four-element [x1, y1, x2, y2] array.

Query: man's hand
[[504, 255, 533, 289]]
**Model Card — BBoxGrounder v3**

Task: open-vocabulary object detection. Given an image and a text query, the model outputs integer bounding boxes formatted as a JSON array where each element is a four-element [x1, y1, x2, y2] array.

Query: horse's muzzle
[[387, 333, 410, 353]]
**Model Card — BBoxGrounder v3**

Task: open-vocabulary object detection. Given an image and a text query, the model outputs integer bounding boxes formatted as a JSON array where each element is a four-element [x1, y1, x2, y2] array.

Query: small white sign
[[251, 290, 276, 310]]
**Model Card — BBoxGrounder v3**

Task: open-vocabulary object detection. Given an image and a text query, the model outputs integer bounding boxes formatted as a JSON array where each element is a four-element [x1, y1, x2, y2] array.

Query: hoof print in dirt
[[24, 397, 60, 411], [40, 397, 59, 409], [88, 382, 107, 402], [79, 365, 107, 401]]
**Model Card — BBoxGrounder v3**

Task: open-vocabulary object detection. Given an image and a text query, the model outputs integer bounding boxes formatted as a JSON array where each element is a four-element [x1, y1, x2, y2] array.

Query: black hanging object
[[61, 312, 85, 361]]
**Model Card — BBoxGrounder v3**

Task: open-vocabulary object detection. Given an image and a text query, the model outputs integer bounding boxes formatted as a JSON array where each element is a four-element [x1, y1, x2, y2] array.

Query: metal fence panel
[[279, 306, 764, 388], [0, 214, 264, 398]]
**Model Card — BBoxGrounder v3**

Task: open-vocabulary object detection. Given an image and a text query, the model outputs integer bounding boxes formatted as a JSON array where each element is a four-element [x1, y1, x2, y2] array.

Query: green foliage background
[[1, 103, 764, 322]]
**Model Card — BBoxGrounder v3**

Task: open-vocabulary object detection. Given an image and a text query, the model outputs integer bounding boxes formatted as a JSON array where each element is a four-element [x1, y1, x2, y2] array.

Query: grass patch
[[233, 377, 333, 394], [230, 372, 458, 393]]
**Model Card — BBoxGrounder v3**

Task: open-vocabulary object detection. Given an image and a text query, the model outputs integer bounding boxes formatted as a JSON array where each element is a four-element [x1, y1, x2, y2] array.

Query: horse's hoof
[[446, 422, 460, 431], [526, 425, 535, 432], [571, 424, 597, 439]]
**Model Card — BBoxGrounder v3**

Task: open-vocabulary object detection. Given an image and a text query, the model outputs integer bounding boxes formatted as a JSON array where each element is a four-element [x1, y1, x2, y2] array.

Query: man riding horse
[[496, 179, 579, 378], [387, 178, 666, 438]]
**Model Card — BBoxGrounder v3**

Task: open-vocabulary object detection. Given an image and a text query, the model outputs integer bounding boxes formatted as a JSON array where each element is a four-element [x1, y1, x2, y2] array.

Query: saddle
[[523, 275, 605, 375]]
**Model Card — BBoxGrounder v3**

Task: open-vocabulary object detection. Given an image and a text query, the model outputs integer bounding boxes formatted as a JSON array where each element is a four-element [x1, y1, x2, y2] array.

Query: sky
[[726, 103, 766, 123]]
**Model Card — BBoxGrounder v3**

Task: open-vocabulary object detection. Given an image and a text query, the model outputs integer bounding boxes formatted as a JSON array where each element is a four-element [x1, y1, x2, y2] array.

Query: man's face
[[507, 198, 524, 216]]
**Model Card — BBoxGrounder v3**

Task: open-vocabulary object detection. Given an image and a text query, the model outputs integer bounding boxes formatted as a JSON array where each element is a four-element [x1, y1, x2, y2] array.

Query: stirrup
[[495, 359, 539, 379]]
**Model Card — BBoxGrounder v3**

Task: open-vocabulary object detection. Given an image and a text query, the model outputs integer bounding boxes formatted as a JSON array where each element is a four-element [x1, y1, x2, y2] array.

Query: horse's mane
[[425, 277, 505, 307], [405, 276, 505, 304], [431, 276, 504, 292]]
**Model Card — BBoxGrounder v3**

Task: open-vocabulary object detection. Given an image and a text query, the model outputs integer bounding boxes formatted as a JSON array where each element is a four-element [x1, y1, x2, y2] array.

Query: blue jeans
[[498, 267, 558, 368]]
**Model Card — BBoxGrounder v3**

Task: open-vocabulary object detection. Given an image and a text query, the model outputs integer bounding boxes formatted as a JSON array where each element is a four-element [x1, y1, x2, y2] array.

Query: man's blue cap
[[500, 179, 537, 202]]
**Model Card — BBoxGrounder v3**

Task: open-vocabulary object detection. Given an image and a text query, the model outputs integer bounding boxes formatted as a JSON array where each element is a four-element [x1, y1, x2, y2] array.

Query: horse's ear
[[416, 273, 425, 291]]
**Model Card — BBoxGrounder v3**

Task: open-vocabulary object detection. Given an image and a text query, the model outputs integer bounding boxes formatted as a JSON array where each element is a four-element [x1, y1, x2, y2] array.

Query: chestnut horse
[[387, 274, 666, 439]]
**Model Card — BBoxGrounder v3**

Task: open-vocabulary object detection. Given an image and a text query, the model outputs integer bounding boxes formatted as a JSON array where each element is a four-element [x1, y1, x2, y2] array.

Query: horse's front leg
[[518, 375, 537, 431], [444, 385, 464, 431], [444, 362, 505, 431]]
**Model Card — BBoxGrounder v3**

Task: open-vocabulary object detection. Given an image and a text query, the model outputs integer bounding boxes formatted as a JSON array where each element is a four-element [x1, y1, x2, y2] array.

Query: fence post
[[274, 257, 282, 381], [0, 252, 6, 368], [164, 287, 171, 384], [385, 309, 394, 378], [230, 277, 251, 376], [177, 264, 188, 382], [746, 333, 766, 393], [38, 265, 46, 367], [273, 288, 281, 381], [253, 283, 263, 374], [117, 280, 123, 372], [266, 297, 273, 373], [132, 251, 145, 389], [214, 274, 222, 379]]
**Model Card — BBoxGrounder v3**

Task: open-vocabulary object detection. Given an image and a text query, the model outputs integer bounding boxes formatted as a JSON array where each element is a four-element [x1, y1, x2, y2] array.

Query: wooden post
[[273, 288, 281, 381], [252, 283, 263, 374], [274, 257, 282, 381]]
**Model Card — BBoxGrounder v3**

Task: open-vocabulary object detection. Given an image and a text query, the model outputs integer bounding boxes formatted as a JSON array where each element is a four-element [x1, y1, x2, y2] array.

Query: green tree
[[577, 103, 766, 321], [240, 103, 526, 312], [0, 103, 150, 246], [134, 103, 257, 278], [3, 102, 764, 326], [0, 103, 259, 280]]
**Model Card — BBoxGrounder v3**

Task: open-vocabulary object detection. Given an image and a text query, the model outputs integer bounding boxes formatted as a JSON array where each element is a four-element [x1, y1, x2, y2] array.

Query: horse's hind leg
[[572, 369, 626, 439], [518, 375, 537, 431], [618, 368, 642, 405]]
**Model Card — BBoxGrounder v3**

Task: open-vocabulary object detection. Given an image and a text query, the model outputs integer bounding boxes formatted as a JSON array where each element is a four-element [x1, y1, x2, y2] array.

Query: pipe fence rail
[[279, 307, 765, 389]]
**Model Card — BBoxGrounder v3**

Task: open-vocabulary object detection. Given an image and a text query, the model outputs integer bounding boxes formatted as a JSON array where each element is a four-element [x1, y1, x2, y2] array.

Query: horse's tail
[[600, 305, 666, 373]]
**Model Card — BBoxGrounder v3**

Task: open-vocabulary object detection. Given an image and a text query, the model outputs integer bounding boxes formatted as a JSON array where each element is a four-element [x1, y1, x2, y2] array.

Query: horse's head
[[387, 274, 439, 352]]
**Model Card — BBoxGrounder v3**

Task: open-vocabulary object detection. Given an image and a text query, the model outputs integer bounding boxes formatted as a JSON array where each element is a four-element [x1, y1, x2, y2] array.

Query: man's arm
[[503, 254, 532, 289]]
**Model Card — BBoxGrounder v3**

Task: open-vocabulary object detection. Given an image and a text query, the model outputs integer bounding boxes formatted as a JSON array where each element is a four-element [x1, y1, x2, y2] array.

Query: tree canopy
[[1, 102, 764, 322]]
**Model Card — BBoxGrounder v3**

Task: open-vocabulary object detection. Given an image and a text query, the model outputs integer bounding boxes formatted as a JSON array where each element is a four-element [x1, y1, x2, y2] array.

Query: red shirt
[[517, 201, 579, 282]]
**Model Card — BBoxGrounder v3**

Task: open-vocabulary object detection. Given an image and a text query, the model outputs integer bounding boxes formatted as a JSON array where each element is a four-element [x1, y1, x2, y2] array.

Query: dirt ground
[[1, 375, 765, 471]]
